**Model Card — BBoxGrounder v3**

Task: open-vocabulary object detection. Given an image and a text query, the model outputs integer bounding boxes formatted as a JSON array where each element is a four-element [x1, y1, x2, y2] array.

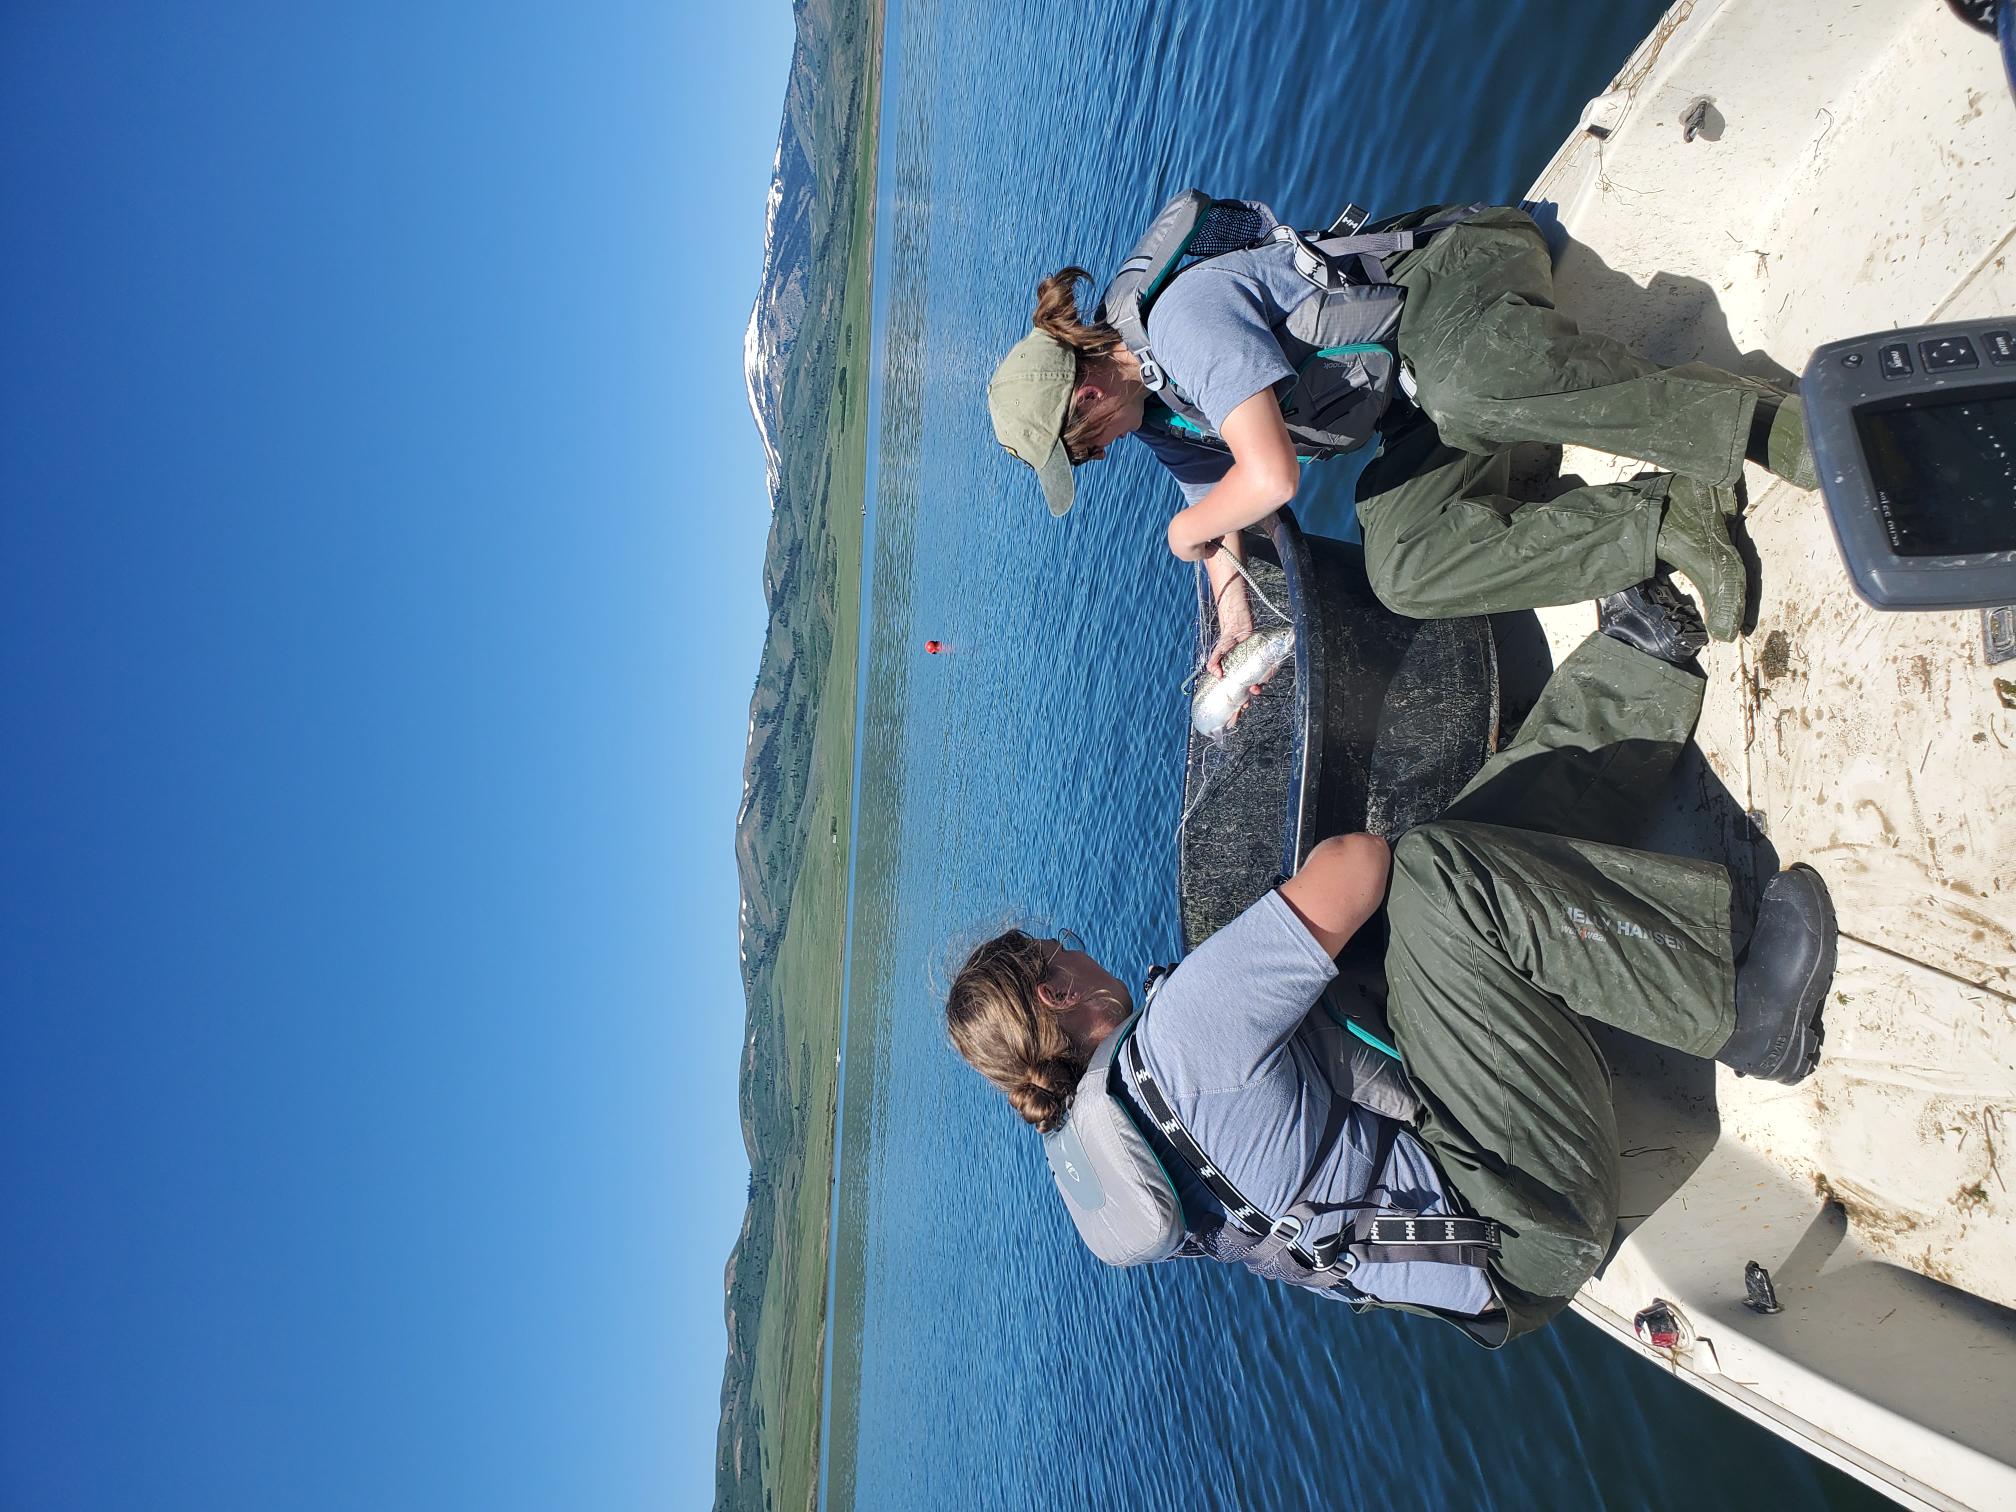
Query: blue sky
[[1, 3, 793, 1506]]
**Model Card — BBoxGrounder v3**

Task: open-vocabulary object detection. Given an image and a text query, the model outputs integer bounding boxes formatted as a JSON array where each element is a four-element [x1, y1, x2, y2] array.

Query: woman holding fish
[[986, 195, 1815, 651]]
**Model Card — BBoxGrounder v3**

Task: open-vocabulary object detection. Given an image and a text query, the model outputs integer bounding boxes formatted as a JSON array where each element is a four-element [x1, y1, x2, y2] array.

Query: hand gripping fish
[[1190, 627, 1295, 738]]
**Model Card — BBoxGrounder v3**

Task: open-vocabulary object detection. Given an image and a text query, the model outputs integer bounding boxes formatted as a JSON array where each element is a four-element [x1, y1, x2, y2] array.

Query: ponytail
[[945, 930, 1089, 1134], [1031, 267, 1122, 360], [1030, 268, 1134, 465]]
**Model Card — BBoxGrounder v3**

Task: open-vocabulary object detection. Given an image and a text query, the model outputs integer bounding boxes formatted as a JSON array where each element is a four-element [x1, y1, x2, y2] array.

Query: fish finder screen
[[1854, 389, 2016, 557]]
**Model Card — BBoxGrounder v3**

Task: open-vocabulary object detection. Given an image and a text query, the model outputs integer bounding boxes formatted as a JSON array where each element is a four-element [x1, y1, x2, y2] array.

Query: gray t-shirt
[[1133, 241, 1314, 505], [1133, 889, 1496, 1316]]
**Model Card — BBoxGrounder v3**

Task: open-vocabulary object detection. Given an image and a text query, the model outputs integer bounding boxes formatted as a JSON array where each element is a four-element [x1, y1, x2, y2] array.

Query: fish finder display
[[1805, 319, 2016, 609], [1854, 388, 2016, 557]]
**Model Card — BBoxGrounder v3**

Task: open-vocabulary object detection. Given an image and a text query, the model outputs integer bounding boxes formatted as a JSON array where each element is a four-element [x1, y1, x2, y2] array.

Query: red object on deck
[[925, 639, 943, 654]]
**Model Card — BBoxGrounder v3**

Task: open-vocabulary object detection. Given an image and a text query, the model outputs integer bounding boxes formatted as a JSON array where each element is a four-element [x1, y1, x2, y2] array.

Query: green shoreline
[[729, 11, 883, 1512]]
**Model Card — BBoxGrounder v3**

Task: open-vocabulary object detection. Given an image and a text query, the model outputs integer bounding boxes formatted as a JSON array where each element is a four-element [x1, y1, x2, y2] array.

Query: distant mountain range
[[735, 0, 863, 1009], [742, 37, 814, 518], [719, 1, 876, 1507]]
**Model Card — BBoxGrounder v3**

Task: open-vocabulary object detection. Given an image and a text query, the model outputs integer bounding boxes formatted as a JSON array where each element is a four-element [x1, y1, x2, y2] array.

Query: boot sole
[[1752, 864, 1837, 1085]]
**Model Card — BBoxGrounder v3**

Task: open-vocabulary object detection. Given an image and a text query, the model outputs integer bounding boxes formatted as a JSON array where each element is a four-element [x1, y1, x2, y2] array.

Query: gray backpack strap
[[1274, 222, 1407, 291], [1097, 191, 1279, 426], [1101, 189, 1215, 396], [1285, 201, 1492, 290]]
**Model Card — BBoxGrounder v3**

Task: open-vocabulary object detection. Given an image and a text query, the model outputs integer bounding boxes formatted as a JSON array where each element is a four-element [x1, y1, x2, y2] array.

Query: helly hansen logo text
[[1564, 905, 1683, 949]]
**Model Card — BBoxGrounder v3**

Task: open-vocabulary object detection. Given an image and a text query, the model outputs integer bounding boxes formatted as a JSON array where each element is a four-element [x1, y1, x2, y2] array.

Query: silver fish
[[1191, 627, 1295, 738]]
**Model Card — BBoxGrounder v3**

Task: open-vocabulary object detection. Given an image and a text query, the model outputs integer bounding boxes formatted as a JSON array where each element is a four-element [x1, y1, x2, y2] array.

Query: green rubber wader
[[1348, 205, 1781, 620], [1381, 633, 1738, 1343]]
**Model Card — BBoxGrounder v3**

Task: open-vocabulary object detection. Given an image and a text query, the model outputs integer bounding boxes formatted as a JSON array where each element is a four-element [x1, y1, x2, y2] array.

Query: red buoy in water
[[925, 639, 943, 654]]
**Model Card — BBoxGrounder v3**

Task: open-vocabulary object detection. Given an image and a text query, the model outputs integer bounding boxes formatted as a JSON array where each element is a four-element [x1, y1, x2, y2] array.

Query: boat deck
[[1519, 2, 2016, 1507]]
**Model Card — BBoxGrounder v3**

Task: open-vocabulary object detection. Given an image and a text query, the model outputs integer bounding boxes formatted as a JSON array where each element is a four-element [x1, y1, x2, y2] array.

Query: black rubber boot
[[1598, 574, 1708, 670], [1718, 865, 1837, 1085]]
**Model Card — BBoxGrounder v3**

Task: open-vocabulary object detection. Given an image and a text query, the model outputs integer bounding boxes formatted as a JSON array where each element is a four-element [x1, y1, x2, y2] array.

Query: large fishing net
[[1176, 542, 1300, 952], [1175, 516, 1499, 954]]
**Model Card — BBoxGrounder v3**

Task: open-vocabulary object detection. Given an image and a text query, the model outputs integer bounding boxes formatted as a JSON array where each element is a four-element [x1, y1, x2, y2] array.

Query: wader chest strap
[[1342, 1212, 1504, 1272], [1122, 1036, 1333, 1273], [1122, 1035, 1504, 1278]]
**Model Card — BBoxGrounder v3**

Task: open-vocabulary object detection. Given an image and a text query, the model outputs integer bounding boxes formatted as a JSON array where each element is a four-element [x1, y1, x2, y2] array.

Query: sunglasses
[[1043, 928, 1087, 972]]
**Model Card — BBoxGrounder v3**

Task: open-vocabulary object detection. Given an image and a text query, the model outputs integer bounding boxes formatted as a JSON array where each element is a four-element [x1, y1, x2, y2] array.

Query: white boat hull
[[1522, 3, 2016, 1507]]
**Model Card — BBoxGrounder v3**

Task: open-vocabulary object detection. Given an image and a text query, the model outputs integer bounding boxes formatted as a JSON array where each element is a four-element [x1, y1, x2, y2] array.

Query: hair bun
[[1008, 1082, 1062, 1133], [1010, 1057, 1082, 1134]]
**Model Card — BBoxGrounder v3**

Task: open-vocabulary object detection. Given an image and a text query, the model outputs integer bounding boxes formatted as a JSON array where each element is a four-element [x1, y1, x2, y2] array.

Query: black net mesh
[[1175, 526, 1498, 954], [1185, 200, 1271, 259], [1177, 551, 1296, 953]]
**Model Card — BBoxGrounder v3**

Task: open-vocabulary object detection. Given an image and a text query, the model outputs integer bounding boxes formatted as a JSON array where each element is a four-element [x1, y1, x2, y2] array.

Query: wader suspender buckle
[[1271, 1214, 1346, 1274], [1290, 1217, 1346, 1271], [1123, 1035, 1505, 1277]]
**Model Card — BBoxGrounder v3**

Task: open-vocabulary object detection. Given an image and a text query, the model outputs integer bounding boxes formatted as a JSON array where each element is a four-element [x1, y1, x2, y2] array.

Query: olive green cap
[[987, 327, 1077, 516]]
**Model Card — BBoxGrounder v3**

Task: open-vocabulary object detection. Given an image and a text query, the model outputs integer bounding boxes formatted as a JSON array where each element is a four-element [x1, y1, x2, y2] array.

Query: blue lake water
[[823, 2, 1889, 1507]]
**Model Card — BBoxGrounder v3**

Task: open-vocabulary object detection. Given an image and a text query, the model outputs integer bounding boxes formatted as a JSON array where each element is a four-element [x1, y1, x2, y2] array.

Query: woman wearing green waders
[[944, 590, 1839, 1343], [986, 196, 1814, 664]]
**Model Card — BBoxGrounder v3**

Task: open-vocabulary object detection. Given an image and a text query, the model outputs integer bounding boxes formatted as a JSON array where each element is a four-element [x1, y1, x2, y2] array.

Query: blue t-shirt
[[1133, 241, 1310, 505], [1147, 242, 1312, 427], [1133, 889, 1496, 1316], [1131, 240, 1382, 536]]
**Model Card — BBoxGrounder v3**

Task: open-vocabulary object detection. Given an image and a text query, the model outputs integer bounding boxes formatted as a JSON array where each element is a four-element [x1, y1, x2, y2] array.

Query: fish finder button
[[1918, 335, 1979, 372], [1985, 330, 2016, 365], [1878, 343, 1914, 379]]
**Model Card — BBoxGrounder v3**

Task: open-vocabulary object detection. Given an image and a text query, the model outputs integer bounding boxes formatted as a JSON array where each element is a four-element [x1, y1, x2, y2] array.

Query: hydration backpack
[[1094, 191, 1483, 460]]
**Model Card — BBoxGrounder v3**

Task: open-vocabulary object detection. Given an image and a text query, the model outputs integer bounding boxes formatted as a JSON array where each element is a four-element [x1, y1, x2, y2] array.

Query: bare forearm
[[1200, 531, 1257, 680], [1167, 471, 1290, 561], [1166, 391, 1301, 561], [1202, 535, 1245, 606]]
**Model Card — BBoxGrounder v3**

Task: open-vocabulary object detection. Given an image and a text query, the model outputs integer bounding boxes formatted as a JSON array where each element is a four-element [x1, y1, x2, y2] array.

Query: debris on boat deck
[[1518, 1, 2016, 1505]]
